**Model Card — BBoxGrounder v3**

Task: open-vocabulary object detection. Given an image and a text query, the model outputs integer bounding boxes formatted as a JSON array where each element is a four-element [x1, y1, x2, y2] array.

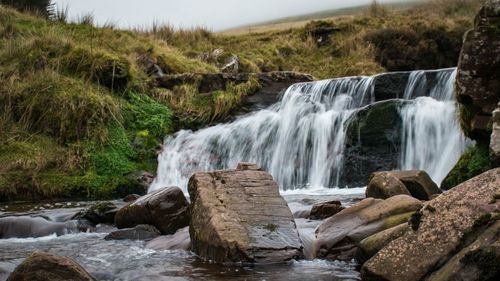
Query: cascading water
[[399, 69, 470, 185], [151, 68, 469, 192]]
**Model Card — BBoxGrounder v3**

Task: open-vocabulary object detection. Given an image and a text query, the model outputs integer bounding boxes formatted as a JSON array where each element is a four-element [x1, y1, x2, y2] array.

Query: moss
[[264, 223, 278, 232], [441, 142, 492, 190], [461, 248, 500, 281], [409, 210, 423, 231]]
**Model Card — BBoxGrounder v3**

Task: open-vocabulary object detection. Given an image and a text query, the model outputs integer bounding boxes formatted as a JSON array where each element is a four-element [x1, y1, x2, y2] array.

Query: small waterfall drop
[[399, 69, 470, 184], [151, 68, 469, 192]]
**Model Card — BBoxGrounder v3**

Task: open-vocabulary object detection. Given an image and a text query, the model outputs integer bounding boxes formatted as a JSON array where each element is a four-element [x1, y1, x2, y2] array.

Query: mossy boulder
[[357, 223, 409, 263], [342, 99, 408, 187]]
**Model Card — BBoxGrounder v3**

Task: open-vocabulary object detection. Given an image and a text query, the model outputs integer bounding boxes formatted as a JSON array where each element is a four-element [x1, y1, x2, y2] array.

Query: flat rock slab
[[188, 163, 303, 263], [361, 168, 500, 281]]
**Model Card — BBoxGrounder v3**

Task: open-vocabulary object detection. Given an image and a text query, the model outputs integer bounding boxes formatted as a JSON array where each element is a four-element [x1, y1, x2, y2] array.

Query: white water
[[152, 68, 468, 192], [399, 69, 470, 184]]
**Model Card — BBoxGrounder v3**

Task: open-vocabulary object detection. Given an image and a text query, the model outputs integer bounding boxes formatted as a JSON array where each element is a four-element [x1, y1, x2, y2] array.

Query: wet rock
[[426, 220, 500, 281], [456, 0, 500, 141], [123, 194, 141, 203], [119, 171, 155, 196], [343, 100, 408, 187], [366, 170, 441, 200], [366, 172, 410, 199], [115, 187, 190, 235], [0, 216, 79, 239], [361, 168, 500, 281], [6, 252, 95, 281], [357, 223, 408, 263], [314, 195, 421, 261], [104, 224, 161, 241], [188, 163, 303, 263], [491, 103, 500, 167], [71, 202, 118, 225], [309, 200, 344, 220], [146, 226, 191, 251]]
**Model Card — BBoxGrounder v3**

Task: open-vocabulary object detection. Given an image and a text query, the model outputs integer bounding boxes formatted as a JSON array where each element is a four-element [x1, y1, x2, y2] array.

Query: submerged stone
[[188, 163, 303, 263]]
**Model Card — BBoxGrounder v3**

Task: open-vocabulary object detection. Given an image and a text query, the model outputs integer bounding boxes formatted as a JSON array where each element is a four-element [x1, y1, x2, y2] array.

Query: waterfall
[[151, 68, 468, 192], [399, 69, 470, 185]]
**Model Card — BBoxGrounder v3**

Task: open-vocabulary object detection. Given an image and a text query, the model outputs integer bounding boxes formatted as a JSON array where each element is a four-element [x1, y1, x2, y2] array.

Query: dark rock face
[[119, 171, 155, 196], [104, 224, 161, 241], [309, 200, 344, 220], [123, 194, 140, 203], [313, 195, 422, 261], [366, 170, 441, 200], [188, 163, 303, 263], [456, 0, 500, 141], [0, 217, 79, 239], [342, 100, 408, 187], [6, 252, 95, 281], [146, 227, 191, 251], [491, 103, 500, 167], [72, 202, 118, 225], [156, 71, 314, 113], [361, 168, 500, 281], [115, 187, 190, 235]]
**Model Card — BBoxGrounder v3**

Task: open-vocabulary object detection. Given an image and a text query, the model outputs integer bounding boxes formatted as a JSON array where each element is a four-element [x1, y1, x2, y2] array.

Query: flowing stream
[[152, 68, 469, 192]]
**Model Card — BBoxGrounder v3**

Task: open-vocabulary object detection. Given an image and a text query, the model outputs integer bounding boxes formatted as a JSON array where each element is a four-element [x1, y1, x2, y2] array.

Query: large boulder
[[366, 170, 441, 200], [104, 224, 161, 241], [313, 195, 422, 260], [114, 187, 190, 235], [361, 168, 500, 281], [342, 100, 408, 187], [6, 252, 95, 281], [188, 163, 303, 263], [456, 0, 500, 141]]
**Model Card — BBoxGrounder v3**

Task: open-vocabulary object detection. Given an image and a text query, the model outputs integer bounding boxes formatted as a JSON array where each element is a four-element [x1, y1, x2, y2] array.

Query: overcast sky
[[52, 0, 413, 31]]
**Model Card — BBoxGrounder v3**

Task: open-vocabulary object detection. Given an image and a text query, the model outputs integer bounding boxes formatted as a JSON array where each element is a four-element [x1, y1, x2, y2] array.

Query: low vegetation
[[0, 0, 484, 200]]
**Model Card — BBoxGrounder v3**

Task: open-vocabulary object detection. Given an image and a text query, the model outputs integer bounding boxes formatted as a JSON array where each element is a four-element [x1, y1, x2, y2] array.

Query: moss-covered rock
[[441, 142, 492, 190]]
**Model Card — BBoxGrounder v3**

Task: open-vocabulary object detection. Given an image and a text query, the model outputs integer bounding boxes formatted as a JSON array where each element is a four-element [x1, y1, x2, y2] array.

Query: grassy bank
[[0, 0, 483, 200]]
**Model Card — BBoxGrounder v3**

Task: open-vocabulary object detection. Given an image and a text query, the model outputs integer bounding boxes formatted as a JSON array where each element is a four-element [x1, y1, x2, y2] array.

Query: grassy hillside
[[0, 0, 483, 201]]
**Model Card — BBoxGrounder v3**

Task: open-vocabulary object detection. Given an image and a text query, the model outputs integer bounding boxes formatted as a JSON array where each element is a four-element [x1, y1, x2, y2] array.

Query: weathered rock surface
[[0, 217, 81, 239], [72, 202, 119, 225], [104, 224, 161, 241], [146, 226, 191, 251], [6, 252, 95, 281], [491, 103, 500, 167], [314, 195, 421, 260], [188, 163, 303, 263], [361, 168, 500, 281], [427, 220, 500, 281], [357, 223, 408, 263], [309, 200, 344, 220], [120, 171, 155, 196], [456, 0, 500, 140], [115, 187, 190, 235], [343, 100, 408, 187], [366, 170, 441, 200]]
